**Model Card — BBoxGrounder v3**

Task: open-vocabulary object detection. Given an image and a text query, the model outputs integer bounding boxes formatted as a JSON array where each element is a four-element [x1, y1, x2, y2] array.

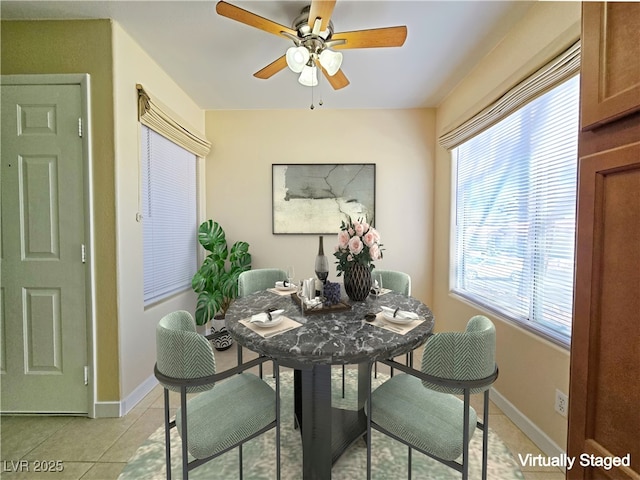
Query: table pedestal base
[[294, 363, 370, 480]]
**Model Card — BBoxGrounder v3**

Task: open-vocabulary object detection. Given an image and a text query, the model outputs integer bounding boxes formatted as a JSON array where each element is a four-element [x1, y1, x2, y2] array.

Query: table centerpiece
[[334, 218, 383, 301]]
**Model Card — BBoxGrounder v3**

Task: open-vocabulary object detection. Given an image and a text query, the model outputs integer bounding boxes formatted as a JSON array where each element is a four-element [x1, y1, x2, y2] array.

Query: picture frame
[[272, 163, 376, 235]]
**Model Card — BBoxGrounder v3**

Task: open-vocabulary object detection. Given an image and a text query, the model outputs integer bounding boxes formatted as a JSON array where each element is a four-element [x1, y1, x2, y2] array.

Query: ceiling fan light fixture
[[298, 65, 318, 87], [319, 49, 343, 76], [286, 46, 310, 73]]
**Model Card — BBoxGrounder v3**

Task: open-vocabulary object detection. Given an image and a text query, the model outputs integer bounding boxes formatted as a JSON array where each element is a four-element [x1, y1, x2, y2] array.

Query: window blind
[[453, 74, 580, 345], [440, 40, 580, 150], [141, 126, 198, 304]]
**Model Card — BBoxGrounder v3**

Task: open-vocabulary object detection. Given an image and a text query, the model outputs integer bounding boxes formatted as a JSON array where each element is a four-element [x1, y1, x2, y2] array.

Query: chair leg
[[462, 389, 471, 480], [408, 446, 412, 480], [374, 361, 377, 378], [275, 363, 281, 480], [482, 389, 490, 480], [342, 365, 345, 398], [180, 387, 189, 480], [239, 444, 243, 479], [366, 361, 373, 480], [163, 389, 172, 480]]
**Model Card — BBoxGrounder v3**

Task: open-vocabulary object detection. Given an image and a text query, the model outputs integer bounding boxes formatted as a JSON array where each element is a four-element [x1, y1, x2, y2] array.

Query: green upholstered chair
[[371, 269, 411, 296], [353, 270, 412, 392], [366, 315, 498, 480], [237, 268, 288, 377], [154, 310, 281, 480], [341, 270, 413, 396], [238, 268, 288, 297]]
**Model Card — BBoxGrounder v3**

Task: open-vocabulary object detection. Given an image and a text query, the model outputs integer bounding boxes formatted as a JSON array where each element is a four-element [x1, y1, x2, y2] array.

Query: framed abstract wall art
[[272, 163, 376, 234]]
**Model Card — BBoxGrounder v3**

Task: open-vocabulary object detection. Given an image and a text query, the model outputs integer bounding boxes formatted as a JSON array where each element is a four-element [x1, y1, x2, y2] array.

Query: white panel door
[[1, 83, 88, 413]]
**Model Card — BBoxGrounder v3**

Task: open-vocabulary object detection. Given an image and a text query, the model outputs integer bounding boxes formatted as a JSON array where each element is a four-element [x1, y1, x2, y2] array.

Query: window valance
[[438, 40, 580, 150], [137, 84, 211, 157]]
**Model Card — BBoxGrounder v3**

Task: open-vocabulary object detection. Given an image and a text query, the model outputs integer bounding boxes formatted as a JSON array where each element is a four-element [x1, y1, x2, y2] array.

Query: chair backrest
[[156, 310, 216, 393], [238, 268, 287, 297], [420, 315, 496, 394], [372, 269, 411, 296]]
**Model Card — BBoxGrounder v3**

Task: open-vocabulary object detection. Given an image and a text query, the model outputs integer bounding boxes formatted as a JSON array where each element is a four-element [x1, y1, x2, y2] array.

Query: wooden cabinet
[[580, 2, 640, 130], [567, 3, 640, 479]]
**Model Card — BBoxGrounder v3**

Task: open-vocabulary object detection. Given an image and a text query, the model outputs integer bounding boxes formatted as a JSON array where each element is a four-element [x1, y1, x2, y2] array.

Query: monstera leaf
[[229, 241, 251, 269], [198, 220, 229, 259], [195, 290, 224, 326]]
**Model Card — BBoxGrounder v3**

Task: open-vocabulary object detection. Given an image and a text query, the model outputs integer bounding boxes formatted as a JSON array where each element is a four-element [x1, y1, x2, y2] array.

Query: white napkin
[[250, 309, 284, 323], [380, 306, 419, 320], [275, 281, 295, 289], [304, 297, 322, 308]]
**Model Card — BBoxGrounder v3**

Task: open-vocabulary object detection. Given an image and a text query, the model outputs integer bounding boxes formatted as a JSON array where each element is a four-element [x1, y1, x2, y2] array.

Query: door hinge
[[84, 366, 89, 386], [78, 118, 83, 138], [81, 244, 86, 263]]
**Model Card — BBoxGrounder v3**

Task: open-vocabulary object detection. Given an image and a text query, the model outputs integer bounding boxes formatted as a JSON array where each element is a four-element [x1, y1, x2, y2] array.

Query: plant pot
[[344, 263, 372, 302], [196, 322, 211, 336], [211, 315, 233, 351]]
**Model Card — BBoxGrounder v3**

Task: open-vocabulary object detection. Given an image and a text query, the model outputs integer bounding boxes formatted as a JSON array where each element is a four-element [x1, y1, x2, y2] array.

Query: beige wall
[[111, 22, 205, 400], [1, 20, 120, 402], [205, 109, 436, 304], [433, 2, 581, 450]]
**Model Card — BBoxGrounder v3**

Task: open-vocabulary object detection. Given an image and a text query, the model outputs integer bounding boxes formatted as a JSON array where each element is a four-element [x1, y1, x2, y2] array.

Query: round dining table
[[225, 288, 435, 480]]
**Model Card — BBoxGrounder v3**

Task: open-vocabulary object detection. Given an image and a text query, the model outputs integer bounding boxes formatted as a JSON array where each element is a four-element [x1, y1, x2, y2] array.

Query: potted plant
[[191, 220, 251, 350]]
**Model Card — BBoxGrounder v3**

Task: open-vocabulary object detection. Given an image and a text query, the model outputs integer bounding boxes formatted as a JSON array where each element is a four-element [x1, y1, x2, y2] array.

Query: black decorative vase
[[344, 263, 372, 302]]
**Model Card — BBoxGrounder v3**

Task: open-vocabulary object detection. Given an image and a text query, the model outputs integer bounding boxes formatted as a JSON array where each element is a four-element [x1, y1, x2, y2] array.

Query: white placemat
[[240, 316, 301, 337], [370, 312, 424, 335]]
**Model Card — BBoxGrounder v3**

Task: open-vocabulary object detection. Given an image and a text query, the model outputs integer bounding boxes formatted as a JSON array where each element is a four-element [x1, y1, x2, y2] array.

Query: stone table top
[[225, 290, 435, 368]]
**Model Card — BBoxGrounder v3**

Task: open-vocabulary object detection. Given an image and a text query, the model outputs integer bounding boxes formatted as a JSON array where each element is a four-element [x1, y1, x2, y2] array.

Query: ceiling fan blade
[[320, 66, 350, 90], [216, 1, 297, 38], [332, 26, 407, 49], [308, 0, 337, 32], [254, 56, 288, 79]]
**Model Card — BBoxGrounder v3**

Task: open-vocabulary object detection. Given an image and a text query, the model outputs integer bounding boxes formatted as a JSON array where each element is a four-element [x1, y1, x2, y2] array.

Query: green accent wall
[[2, 20, 120, 402]]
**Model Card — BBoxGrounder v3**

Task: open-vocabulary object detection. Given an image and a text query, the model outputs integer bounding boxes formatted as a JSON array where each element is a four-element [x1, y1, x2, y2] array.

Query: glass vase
[[315, 235, 329, 284]]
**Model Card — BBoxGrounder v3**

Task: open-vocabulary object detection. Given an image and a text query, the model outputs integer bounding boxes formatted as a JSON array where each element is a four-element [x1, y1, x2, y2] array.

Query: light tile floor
[[1, 344, 564, 479]]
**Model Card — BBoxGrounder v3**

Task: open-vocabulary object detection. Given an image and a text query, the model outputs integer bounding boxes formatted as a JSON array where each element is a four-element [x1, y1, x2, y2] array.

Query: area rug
[[119, 369, 524, 479]]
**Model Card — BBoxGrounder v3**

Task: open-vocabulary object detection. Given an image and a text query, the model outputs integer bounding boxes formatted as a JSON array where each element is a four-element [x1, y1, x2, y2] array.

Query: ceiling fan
[[215, 0, 407, 90]]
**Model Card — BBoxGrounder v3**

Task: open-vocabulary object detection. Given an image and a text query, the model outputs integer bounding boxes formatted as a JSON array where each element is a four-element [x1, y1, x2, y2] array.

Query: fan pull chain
[[310, 61, 316, 110], [310, 59, 323, 110], [317, 62, 323, 107]]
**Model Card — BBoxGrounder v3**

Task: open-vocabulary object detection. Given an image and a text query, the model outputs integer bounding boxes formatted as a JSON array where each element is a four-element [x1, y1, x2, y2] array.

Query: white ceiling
[[1, 0, 535, 110]]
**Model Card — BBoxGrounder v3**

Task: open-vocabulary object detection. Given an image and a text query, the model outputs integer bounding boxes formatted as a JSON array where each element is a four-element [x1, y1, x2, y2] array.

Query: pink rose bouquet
[[334, 217, 383, 276]]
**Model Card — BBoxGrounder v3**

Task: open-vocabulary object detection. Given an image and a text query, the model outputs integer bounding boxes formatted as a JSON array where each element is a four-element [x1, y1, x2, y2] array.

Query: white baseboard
[[490, 387, 566, 465], [93, 374, 158, 418], [93, 401, 121, 418], [121, 374, 159, 416]]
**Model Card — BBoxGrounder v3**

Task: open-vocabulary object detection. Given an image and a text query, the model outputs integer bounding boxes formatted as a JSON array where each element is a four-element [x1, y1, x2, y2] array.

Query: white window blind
[[453, 74, 580, 346], [141, 126, 198, 305]]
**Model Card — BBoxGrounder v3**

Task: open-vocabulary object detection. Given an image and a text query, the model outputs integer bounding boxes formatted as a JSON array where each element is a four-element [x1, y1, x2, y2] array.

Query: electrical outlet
[[555, 389, 568, 417]]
